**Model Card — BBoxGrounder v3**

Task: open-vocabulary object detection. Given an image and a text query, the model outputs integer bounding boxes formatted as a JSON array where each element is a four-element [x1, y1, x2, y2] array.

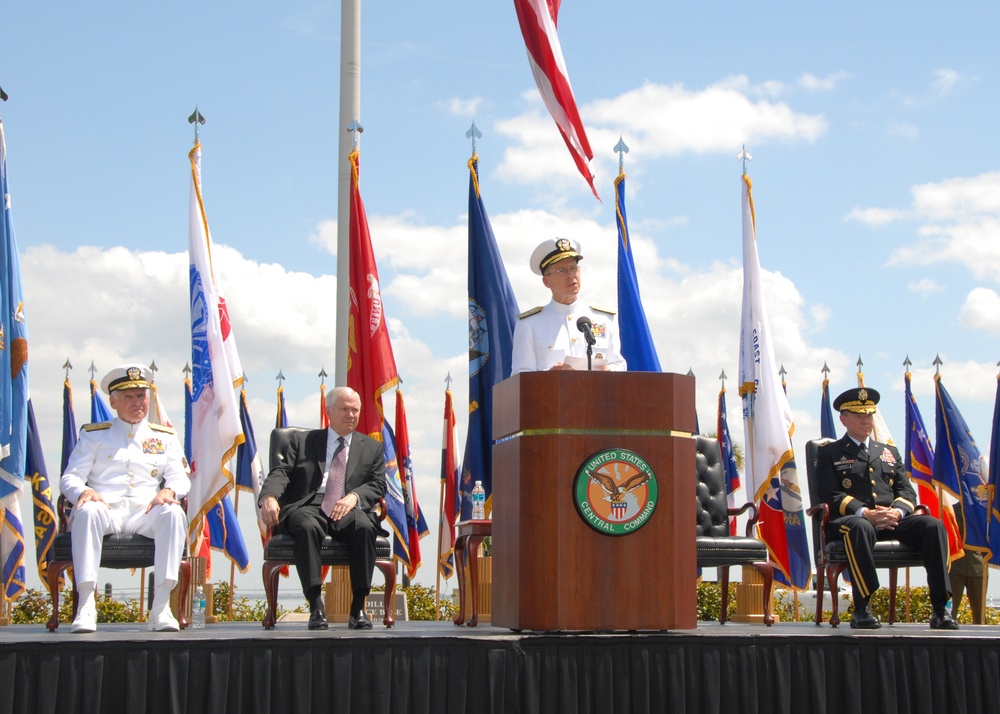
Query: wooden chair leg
[[814, 565, 826, 626], [375, 560, 396, 628], [177, 560, 191, 629], [719, 567, 730, 624], [262, 560, 287, 629], [826, 564, 847, 627], [45, 560, 73, 631]]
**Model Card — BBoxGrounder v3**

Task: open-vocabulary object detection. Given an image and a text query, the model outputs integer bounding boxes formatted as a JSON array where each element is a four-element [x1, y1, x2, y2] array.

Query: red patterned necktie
[[321, 437, 347, 516]]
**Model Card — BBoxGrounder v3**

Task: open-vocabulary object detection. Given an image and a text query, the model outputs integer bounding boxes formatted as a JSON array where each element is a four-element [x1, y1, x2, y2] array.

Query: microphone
[[576, 316, 596, 346]]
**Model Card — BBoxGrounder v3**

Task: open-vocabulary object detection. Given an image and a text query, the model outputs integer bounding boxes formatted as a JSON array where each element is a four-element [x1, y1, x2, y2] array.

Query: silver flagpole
[[336, 0, 361, 385]]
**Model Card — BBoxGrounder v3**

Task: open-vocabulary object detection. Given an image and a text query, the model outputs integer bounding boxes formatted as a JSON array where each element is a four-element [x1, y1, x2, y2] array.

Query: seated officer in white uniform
[[60, 363, 190, 633], [512, 238, 626, 374]]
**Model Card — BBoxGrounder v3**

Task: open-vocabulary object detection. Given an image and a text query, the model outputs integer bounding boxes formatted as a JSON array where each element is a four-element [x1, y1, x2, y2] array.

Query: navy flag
[[615, 170, 660, 371], [933, 373, 996, 559], [459, 155, 519, 519]]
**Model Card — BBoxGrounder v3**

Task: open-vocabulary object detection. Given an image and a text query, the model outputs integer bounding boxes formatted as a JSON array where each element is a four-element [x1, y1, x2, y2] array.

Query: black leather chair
[[804, 437, 930, 627], [261, 427, 397, 629], [46, 495, 191, 630], [695, 435, 774, 625]]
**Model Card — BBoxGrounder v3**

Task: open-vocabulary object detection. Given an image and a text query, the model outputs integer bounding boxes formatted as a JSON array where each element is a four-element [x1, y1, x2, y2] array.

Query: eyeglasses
[[545, 264, 580, 278]]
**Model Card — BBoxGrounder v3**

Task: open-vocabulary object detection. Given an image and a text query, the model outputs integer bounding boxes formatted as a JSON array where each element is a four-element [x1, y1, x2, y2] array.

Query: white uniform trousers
[[70, 500, 187, 586]]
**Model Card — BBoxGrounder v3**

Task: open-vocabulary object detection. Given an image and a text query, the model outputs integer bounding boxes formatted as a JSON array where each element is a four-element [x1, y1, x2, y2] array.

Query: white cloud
[[495, 78, 828, 190], [444, 97, 483, 117], [799, 71, 849, 91], [886, 122, 919, 139], [959, 287, 1000, 333], [845, 207, 905, 225], [931, 68, 963, 95], [907, 278, 944, 297]]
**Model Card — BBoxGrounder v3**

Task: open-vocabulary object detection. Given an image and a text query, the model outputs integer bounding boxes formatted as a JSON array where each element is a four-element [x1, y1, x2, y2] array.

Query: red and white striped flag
[[513, 0, 599, 200]]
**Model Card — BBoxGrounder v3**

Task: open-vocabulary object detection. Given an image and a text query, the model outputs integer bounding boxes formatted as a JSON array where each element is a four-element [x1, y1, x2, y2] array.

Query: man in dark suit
[[259, 386, 386, 630], [816, 387, 958, 630]]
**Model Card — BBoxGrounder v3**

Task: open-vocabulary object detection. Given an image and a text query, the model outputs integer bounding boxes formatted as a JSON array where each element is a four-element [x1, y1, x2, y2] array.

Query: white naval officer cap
[[100, 363, 152, 394], [530, 237, 583, 276]]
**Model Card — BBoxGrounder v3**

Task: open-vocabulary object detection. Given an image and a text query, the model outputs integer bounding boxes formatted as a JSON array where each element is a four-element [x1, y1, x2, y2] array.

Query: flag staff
[[466, 121, 482, 157], [63, 358, 72, 379], [779, 364, 788, 394], [188, 108, 205, 143], [335, 0, 362, 387], [614, 136, 629, 176]]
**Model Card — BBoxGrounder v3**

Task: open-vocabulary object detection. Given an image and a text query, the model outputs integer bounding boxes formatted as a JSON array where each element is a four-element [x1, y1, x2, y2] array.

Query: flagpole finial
[[933, 354, 943, 374], [445, 372, 453, 389], [318, 367, 328, 386], [348, 118, 363, 149], [242, 371, 249, 384], [687, 367, 695, 379], [614, 136, 629, 176], [88, 361, 98, 380], [182, 362, 192, 378], [63, 358, 73, 378], [821, 361, 831, 378], [276, 370, 286, 388], [903, 355, 912, 372], [856, 355, 864, 370], [466, 121, 483, 158], [188, 107, 206, 143], [737, 145, 752, 175], [0, 85, 8, 102], [719, 369, 727, 389]]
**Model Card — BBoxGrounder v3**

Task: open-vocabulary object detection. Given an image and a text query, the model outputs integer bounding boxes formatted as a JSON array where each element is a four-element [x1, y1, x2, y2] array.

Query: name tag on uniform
[[834, 458, 854, 471]]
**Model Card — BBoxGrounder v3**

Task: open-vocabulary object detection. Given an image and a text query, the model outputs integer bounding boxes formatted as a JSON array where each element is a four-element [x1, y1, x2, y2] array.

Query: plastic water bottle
[[471, 481, 486, 520], [192, 585, 206, 629]]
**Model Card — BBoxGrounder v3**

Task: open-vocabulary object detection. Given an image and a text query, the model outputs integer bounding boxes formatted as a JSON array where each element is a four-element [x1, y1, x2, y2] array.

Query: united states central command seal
[[573, 448, 658, 535]]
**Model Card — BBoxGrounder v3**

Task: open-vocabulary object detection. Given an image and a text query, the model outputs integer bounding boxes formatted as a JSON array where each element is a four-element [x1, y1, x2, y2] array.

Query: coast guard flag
[[615, 171, 660, 371], [61, 378, 78, 473], [737, 173, 810, 590], [0, 116, 28, 600], [396, 388, 428, 579], [933, 374, 997, 561], [439, 388, 459, 580], [512, 0, 599, 199], [187, 141, 245, 538], [347, 148, 398, 439], [820, 378, 837, 439], [904, 371, 963, 560], [460, 156, 519, 519], [717, 387, 741, 536], [89, 378, 113, 423]]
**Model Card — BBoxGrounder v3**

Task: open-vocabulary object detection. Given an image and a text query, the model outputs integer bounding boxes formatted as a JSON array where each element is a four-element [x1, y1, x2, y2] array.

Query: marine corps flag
[[460, 155, 519, 519], [738, 173, 811, 590], [347, 148, 398, 439], [0, 115, 27, 600], [187, 141, 245, 538]]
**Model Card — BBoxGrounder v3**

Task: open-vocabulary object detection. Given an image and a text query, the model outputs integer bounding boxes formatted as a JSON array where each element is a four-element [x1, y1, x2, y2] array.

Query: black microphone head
[[576, 316, 592, 332]]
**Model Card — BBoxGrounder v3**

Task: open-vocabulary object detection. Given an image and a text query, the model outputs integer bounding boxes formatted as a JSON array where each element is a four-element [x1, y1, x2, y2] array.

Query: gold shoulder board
[[590, 304, 617, 316], [83, 422, 111, 432], [518, 306, 543, 319], [149, 423, 176, 434]]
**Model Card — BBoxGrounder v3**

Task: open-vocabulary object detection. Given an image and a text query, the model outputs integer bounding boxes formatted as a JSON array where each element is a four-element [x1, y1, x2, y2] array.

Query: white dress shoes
[[70, 596, 97, 634], [148, 602, 180, 632]]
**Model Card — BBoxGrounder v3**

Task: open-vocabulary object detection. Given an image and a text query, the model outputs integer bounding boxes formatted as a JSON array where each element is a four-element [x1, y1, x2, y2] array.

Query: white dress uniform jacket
[[511, 299, 627, 374], [61, 418, 190, 508]]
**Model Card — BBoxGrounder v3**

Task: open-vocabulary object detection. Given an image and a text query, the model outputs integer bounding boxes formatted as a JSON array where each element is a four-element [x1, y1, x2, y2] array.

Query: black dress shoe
[[930, 609, 960, 630], [308, 608, 329, 630], [348, 611, 373, 630], [849, 605, 881, 630]]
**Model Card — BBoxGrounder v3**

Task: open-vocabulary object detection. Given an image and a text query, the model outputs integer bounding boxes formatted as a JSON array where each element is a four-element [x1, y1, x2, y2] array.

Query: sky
[[4, 1, 1000, 605]]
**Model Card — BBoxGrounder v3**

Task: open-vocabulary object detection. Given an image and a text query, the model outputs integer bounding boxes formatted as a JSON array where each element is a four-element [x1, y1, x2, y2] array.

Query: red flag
[[347, 148, 399, 437], [513, 0, 599, 200], [320, 383, 330, 429], [396, 389, 428, 580], [438, 389, 459, 580]]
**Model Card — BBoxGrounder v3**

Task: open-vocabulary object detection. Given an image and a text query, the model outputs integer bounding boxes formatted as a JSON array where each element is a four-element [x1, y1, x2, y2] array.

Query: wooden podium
[[491, 371, 698, 631]]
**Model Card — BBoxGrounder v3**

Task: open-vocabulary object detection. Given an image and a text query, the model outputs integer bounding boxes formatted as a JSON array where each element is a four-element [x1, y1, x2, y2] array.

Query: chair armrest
[[57, 494, 71, 533], [263, 497, 390, 547], [727, 502, 761, 535], [806, 502, 830, 526], [914, 504, 930, 516]]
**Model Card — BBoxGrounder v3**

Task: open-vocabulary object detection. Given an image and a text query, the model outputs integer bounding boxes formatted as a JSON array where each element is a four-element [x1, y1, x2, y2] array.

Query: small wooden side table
[[453, 519, 492, 627]]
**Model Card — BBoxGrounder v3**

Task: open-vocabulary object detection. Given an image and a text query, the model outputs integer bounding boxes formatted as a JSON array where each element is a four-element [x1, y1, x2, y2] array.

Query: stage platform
[[1, 619, 997, 714]]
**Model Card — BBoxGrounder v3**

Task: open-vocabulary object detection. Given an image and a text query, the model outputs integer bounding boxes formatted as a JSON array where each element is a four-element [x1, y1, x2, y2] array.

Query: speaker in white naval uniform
[[60, 363, 190, 633]]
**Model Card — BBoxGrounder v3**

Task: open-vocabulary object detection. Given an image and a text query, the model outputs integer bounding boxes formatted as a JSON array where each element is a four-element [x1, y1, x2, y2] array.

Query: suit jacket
[[259, 428, 387, 532], [815, 434, 917, 518]]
